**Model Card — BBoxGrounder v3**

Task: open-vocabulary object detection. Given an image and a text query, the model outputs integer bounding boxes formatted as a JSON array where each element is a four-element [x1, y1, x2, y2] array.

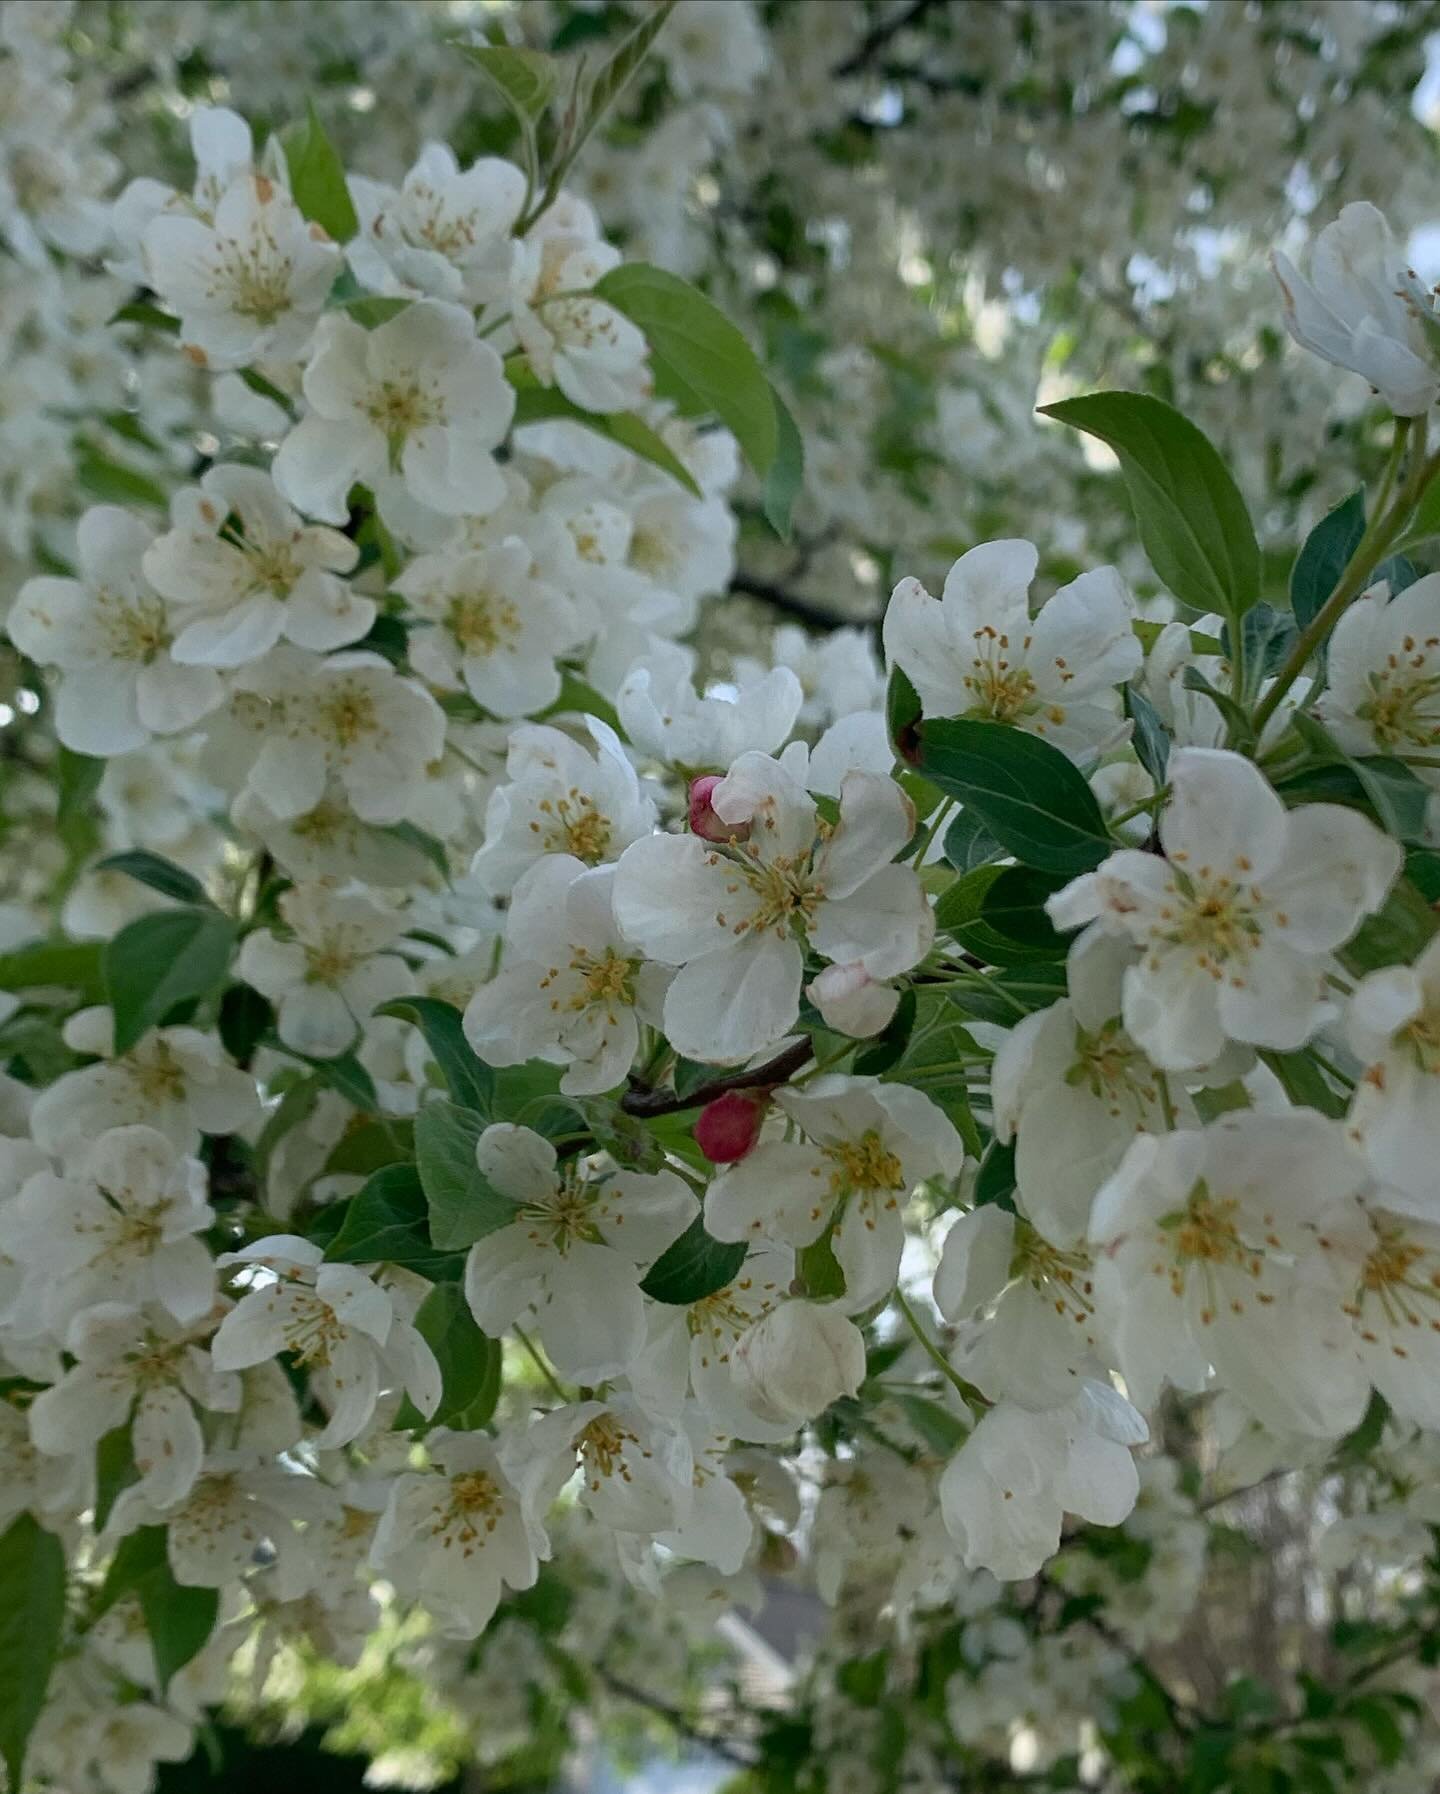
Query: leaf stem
[[893, 1287, 975, 1405]]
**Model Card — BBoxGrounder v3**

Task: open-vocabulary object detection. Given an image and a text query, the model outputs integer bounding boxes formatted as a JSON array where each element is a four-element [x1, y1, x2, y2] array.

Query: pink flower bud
[[695, 1089, 767, 1163], [689, 775, 748, 843]]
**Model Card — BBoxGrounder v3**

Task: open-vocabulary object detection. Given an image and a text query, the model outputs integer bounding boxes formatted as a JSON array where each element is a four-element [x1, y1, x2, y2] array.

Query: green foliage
[[1042, 391, 1261, 627], [95, 850, 213, 907], [396, 1282, 501, 1431], [916, 718, 1112, 874], [639, 1215, 747, 1304], [0, 1514, 66, 1789], [507, 361, 702, 494], [104, 905, 237, 1054], [415, 1100, 515, 1250], [98, 1525, 219, 1692], [281, 102, 359, 241], [1291, 489, 1366, 629], [324, 1164, 462, 1277], [376, 998, 495, 1114]]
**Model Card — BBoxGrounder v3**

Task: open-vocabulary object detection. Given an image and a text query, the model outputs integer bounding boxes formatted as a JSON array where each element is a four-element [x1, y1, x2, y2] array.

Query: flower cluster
[[5, 6, 1440, 1794]]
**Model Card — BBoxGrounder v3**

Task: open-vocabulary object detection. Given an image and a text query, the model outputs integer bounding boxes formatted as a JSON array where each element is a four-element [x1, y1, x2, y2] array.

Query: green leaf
[[852, 986, 917, 1075], [1394, 473, 1440, 555], [98, 1526, 218, 1692], [323, 1117, 413, 1176], [105, 906, 238, 1055], [281, 101, 358, 242], [886, 664, 923, 766], [1257, 1049, 1348, 1120], [639, 1216, 747, 1305], [0, 1513, 66, 1789], [1334, 1390, 1389, 1466], [1292, 489, 1365, 630], [396, 1281, 501, 1431], [1124, 683, 1170, 783], [915, 718, 1112, 875], [762, 386, 804, 539], [935, 863, 1071, 967], [894, 1392, 970, 1454], [594, 262, 778, 481], [459, 44, 558, 123], [1284, 712, 1429, 842], [94, 850, 212, 907], [941, 807, 1004, 872], [531, 668, 624, 736], [508, 364, 702, 496], [377, 998, 495, 1114], [798, 1226, 846, 1299], [76, 448, 170, 509], [95, 1425, 136, 1532], [324, 1163, 461, 1277], [566, 1097, 666, 1170], [108, 300, 179, 334], [552, 1, 676, 188], [343, 294, 412, 329], [1342, 876, 1440, 973], [1041, 391, 1260, 624], [974, 1139, 1017, 1210], [416, 1100, 515, 1250], [301, 1047, 377, 1111]]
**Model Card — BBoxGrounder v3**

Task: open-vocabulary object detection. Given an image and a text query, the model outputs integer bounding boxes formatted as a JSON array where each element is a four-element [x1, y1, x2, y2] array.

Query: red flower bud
[[688, 774, 748, 843], [695, 1088, 768, 1163]]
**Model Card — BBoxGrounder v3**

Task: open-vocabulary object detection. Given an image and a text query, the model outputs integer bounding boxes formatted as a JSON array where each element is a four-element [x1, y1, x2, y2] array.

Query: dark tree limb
[[833, 0, 945, 77], [622, 1037, 814, 1118]]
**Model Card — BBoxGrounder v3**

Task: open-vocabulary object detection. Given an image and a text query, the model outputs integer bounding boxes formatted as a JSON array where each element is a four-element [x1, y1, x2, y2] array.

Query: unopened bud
[[695, 1088, 767, 1163], [689, 775, 747, 843]]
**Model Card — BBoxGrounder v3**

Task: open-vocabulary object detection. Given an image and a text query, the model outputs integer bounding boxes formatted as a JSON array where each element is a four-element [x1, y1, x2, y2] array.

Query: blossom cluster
[[5, 5, 1440, 1793]]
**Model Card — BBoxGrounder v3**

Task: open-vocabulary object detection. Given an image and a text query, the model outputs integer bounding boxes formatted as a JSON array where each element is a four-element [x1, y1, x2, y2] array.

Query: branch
[[621, 1037, 814, 1118], [833, 0, 943, 77], [728, 571, 869, 632], [599, 1672, 756, 1769]]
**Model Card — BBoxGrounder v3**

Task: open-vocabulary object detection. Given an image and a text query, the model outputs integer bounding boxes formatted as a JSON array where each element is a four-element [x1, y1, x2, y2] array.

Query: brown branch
[[833, 0, 944, 77], [598, 1672, 756, 1769], [621, 1037, 814, 1118], [728, 571, 870, 632]]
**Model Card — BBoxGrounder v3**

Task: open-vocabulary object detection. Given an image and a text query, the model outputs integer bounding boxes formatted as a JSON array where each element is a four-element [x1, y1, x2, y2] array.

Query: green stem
[[893, 1287, 976, 1404], [1253, 417, 1436, 740], [908, 797, 955, 865], [512, 1324, 570, 1404]]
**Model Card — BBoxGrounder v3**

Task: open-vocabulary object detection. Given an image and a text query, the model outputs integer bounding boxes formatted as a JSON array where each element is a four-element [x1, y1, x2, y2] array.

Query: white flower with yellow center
[[511, 1396, 695, 1537], [210, 1235, 440, 1449], [1318, 1200, 1440, 1428], [144, 464, 371, 668], [395, 536, 578, 717], [29, 1007, 258, 1160], [142, 171, 341, 369], [1, 1125, 216, 1330], [369, 1429, 539, 1637], [1347, 934, 1440, 1216], [7, 506, 222, 755], [617, 640, 802, 771], [1088, 1113, 1371, 1437], [29, 1302, 239, 1509], [463, 1123, 696, 1383], [1321, 572, 1440, 769], [273, 299, 516, 525], [464, 856, 669, 1096], [228, 646, 446, 827], [469, 718, 657, 897], [883, 539, 1140, 760], [347, 144, 525, 306], [613, 753, 933, 1064], [236, 883, 409, 1059], [705, 1074, 964, 1311], [1048, 747, 1401, 1070], [509, 228, 649, 415]]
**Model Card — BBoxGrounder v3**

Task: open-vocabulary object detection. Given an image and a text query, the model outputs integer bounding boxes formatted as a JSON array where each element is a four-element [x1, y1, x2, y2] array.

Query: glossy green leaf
[[916, 718, 1112, 875], [1041, 391, 1260, 624], [0, 1513, 66, 1789], [396, 1281, 501, 1431], [639, 1216, 747, 1305], [281, 101, 358, 242], [416, 1100, 515, 1250], [1291, 489, 1365, 630], [325, 1163, 461, 1276], [377, 998, 495, 1114], [95, 850, 212, 907], [105, 906, 237, 1055], [508, 364, 702, 495]]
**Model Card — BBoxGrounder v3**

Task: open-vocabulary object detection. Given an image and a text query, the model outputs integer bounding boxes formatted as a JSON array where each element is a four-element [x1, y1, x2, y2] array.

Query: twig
[[728, 571, 868, 632], [833, 0, 943, 77], [621, 1037, 813, 1118], [599, 1672, 756, 1768]]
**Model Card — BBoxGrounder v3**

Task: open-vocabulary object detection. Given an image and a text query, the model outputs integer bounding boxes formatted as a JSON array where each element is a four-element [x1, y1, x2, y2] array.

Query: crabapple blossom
[[463, 1124, 695, 1382], [7, 506, 222, 754], [1320, 571, 1440, 765], [143, 464, 371, 667], [462, 856, 669, 1096], [141, 171, 341, 369], [509, 226, 649, 414], [1272, 202, 1440, 415], [617, 641, 803, 769], [884, 539, 1140, 758], [347, 145, 525, 305], [210, 1236, 440, 1448], [730, 1300, 867, 1426], [1047, 746, 1401, 1069], [273, 300, 516, 524], [1347, 934, 1440, 1213], [613, 754, 932, 1062]]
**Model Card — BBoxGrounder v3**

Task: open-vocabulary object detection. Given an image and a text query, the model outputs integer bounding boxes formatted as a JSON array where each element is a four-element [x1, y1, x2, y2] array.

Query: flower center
[[1154, 1179, 1268, 1324], [320, 683, 379, 747], [280, 1290, 348, 1368], [1154, 867, 1265, 974], [545, 947, 637, 1018], [128, 1039, 189, 1104], [1344, 1221, 1440, 1349], [1066, 1019, 1160, 1117], [1358, 644, 1440, 751], [1398, 1004, 1440, 1075], [824, 1129, 905, 1199], [578, 1413, 645, 1488], [365, 379, 441, 464], [1011, 1220, 1097, 1321], [712, 842, 821, 939], [98, 589, 170, 663], [304, 934, 363, 986], [520, 1177, 599, 1254], [446, 590, 520, 657], [533, 790, 612, 862], [435, 1469, 506, 1548]]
